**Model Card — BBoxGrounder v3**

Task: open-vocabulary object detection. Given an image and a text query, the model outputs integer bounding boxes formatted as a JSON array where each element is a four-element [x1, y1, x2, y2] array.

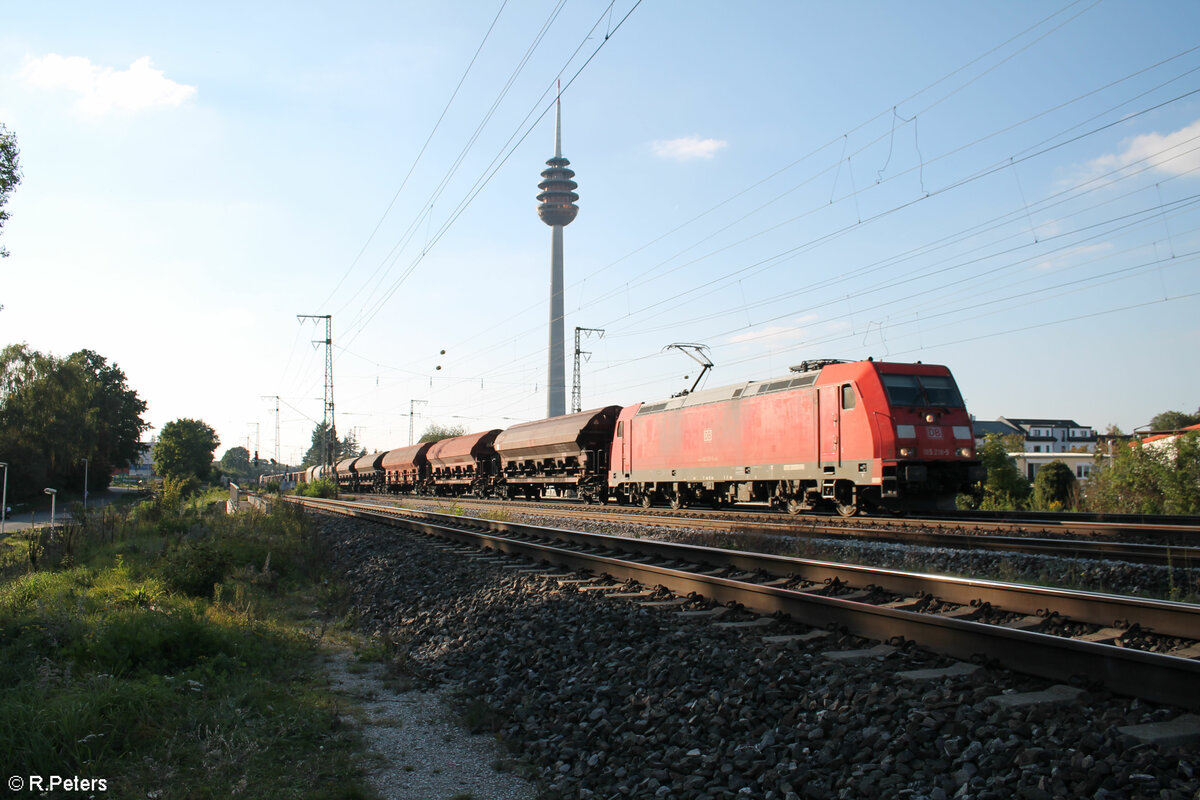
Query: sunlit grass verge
[[0, 498, 374, 800]]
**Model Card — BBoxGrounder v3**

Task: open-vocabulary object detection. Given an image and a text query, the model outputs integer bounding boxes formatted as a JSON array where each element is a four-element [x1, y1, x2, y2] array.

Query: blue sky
[[2, 1, 1198, 464]]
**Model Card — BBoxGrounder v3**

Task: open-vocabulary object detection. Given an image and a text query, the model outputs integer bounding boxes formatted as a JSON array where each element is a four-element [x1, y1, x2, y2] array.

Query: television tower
[[536, 84, 579, 418]]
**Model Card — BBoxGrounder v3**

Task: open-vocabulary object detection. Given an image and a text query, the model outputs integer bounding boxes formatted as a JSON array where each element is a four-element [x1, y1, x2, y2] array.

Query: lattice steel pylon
[[572, 326, 604, 414], [298, 314, 335, 469], [261, 395, 281, 464]]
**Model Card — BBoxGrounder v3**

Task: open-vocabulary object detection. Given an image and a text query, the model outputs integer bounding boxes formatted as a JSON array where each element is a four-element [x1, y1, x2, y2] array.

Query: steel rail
[[296, 496, 1200, 709], [344, 490, 1200, 540]]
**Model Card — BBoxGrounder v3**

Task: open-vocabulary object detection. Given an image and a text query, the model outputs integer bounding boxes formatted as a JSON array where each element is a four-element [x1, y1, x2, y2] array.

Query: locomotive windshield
[[881, 373, 964, 408]]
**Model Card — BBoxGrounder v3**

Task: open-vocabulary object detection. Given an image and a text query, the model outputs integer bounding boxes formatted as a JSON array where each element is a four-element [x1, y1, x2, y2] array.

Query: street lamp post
[[0, 462, 8, 537], [81, 457, 89, 511], [44, 488, 57, 529]]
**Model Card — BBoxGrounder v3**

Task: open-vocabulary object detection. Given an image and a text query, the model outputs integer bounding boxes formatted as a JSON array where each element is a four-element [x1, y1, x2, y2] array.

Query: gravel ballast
[[318, 511, 1200, 800]]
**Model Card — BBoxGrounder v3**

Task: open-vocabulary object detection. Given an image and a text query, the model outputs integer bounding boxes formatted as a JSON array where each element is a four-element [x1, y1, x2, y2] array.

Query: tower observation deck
[[537, 92, 578, 418]]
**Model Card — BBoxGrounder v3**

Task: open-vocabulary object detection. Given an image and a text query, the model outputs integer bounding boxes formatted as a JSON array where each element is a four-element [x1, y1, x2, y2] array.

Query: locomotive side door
[[618, 419, 630, 474], [818, 384, 841, 467]]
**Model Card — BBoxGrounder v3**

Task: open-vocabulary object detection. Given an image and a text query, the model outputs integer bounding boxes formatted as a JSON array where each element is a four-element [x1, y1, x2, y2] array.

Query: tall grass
[[0, 494, 372, 799]]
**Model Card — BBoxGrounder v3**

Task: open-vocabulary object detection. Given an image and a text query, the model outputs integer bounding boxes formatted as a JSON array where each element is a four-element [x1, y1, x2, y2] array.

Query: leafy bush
[[160, 538, 232, 597], [962, 434, 1031, 510], [1087, 431, 1200, 514], [296, 478, 337, 498], [1031, 460, 1077, 511]]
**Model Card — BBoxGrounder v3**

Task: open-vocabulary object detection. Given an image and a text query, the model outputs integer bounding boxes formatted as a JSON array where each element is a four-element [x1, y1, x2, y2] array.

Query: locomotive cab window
[[920, 375, 965, 407], [616, 421, 624, 438], [882, 373, 965, 408], [841, 384, 856, 410], [881, 374, 921, 407]]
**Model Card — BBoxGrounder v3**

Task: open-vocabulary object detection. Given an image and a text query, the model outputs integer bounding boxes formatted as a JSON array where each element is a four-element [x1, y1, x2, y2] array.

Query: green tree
[[418, 423, 465, 444], [65, 349, 149, 491], [0, 122, 20, 258], [975, 433, 1031, 510], [154, 419, 220, 481], [219, 446, 251, 479], [1031, 460, 1076, 511], [0, 344, 147, 500], [1148, 409, 1200, 431], [300, 422, 363, 468]]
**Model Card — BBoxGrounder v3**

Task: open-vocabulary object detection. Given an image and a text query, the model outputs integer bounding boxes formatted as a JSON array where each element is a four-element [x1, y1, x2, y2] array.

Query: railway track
[[293, 495, 1200, 710], [343, 492, 1200, 568], [344, 490, 1200, 539]]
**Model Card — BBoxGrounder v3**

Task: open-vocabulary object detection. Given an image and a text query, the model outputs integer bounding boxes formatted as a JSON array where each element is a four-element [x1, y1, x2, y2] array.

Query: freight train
[[263, 359, 985, 516]]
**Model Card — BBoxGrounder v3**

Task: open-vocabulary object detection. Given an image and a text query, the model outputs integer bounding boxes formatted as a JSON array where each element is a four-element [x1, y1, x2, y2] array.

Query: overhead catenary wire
[[320, 0, 512, 315]]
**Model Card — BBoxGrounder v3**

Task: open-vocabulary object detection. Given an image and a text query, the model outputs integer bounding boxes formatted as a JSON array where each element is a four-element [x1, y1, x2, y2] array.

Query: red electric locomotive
[[608, 359, 983, 515]]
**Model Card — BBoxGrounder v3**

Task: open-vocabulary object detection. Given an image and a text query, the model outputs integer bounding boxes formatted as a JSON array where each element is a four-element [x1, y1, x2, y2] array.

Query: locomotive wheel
[[669, 494, 684, 511], [786, 499, 803, 515], [641, 493, 653, 509], [835, 501, 859, 517]]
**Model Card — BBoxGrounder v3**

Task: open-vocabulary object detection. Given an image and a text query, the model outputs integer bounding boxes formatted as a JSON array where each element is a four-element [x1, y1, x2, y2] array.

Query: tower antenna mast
[[536, 80, 579, 418]]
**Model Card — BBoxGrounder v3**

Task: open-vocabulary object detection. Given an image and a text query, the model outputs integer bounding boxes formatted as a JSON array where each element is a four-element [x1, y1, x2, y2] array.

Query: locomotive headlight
[[957, 447, 973, 458], [899, 447, 914, 457], [925, 413, 936, 423]]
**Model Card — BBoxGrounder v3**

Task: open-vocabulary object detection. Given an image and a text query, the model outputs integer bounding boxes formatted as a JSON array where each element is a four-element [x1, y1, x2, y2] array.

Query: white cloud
[[20, 54, 196, 115], [728, 316, 819, 345], [652, 135, 728, 161], [1034, 242, 1113, 271], [1085, 119, 1200, 179]]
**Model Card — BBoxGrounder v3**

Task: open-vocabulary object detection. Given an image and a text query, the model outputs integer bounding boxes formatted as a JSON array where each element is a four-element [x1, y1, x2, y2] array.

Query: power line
[[297, 314, 335, 468], [322, 1, 512, 315]]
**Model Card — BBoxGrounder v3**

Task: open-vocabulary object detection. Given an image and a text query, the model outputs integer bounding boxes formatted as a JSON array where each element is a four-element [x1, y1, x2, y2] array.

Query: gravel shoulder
[[325, 651, 536, 800]]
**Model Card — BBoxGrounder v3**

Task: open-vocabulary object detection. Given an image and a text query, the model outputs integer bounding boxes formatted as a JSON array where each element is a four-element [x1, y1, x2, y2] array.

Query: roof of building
[[973, 420, 1023, 437], [1000, 417, 1090, 429], [1141, 423, 1200, 445]]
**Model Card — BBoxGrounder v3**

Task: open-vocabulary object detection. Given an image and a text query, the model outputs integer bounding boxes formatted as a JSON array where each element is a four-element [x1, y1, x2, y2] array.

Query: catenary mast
[[536, 84, 579, 418]]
